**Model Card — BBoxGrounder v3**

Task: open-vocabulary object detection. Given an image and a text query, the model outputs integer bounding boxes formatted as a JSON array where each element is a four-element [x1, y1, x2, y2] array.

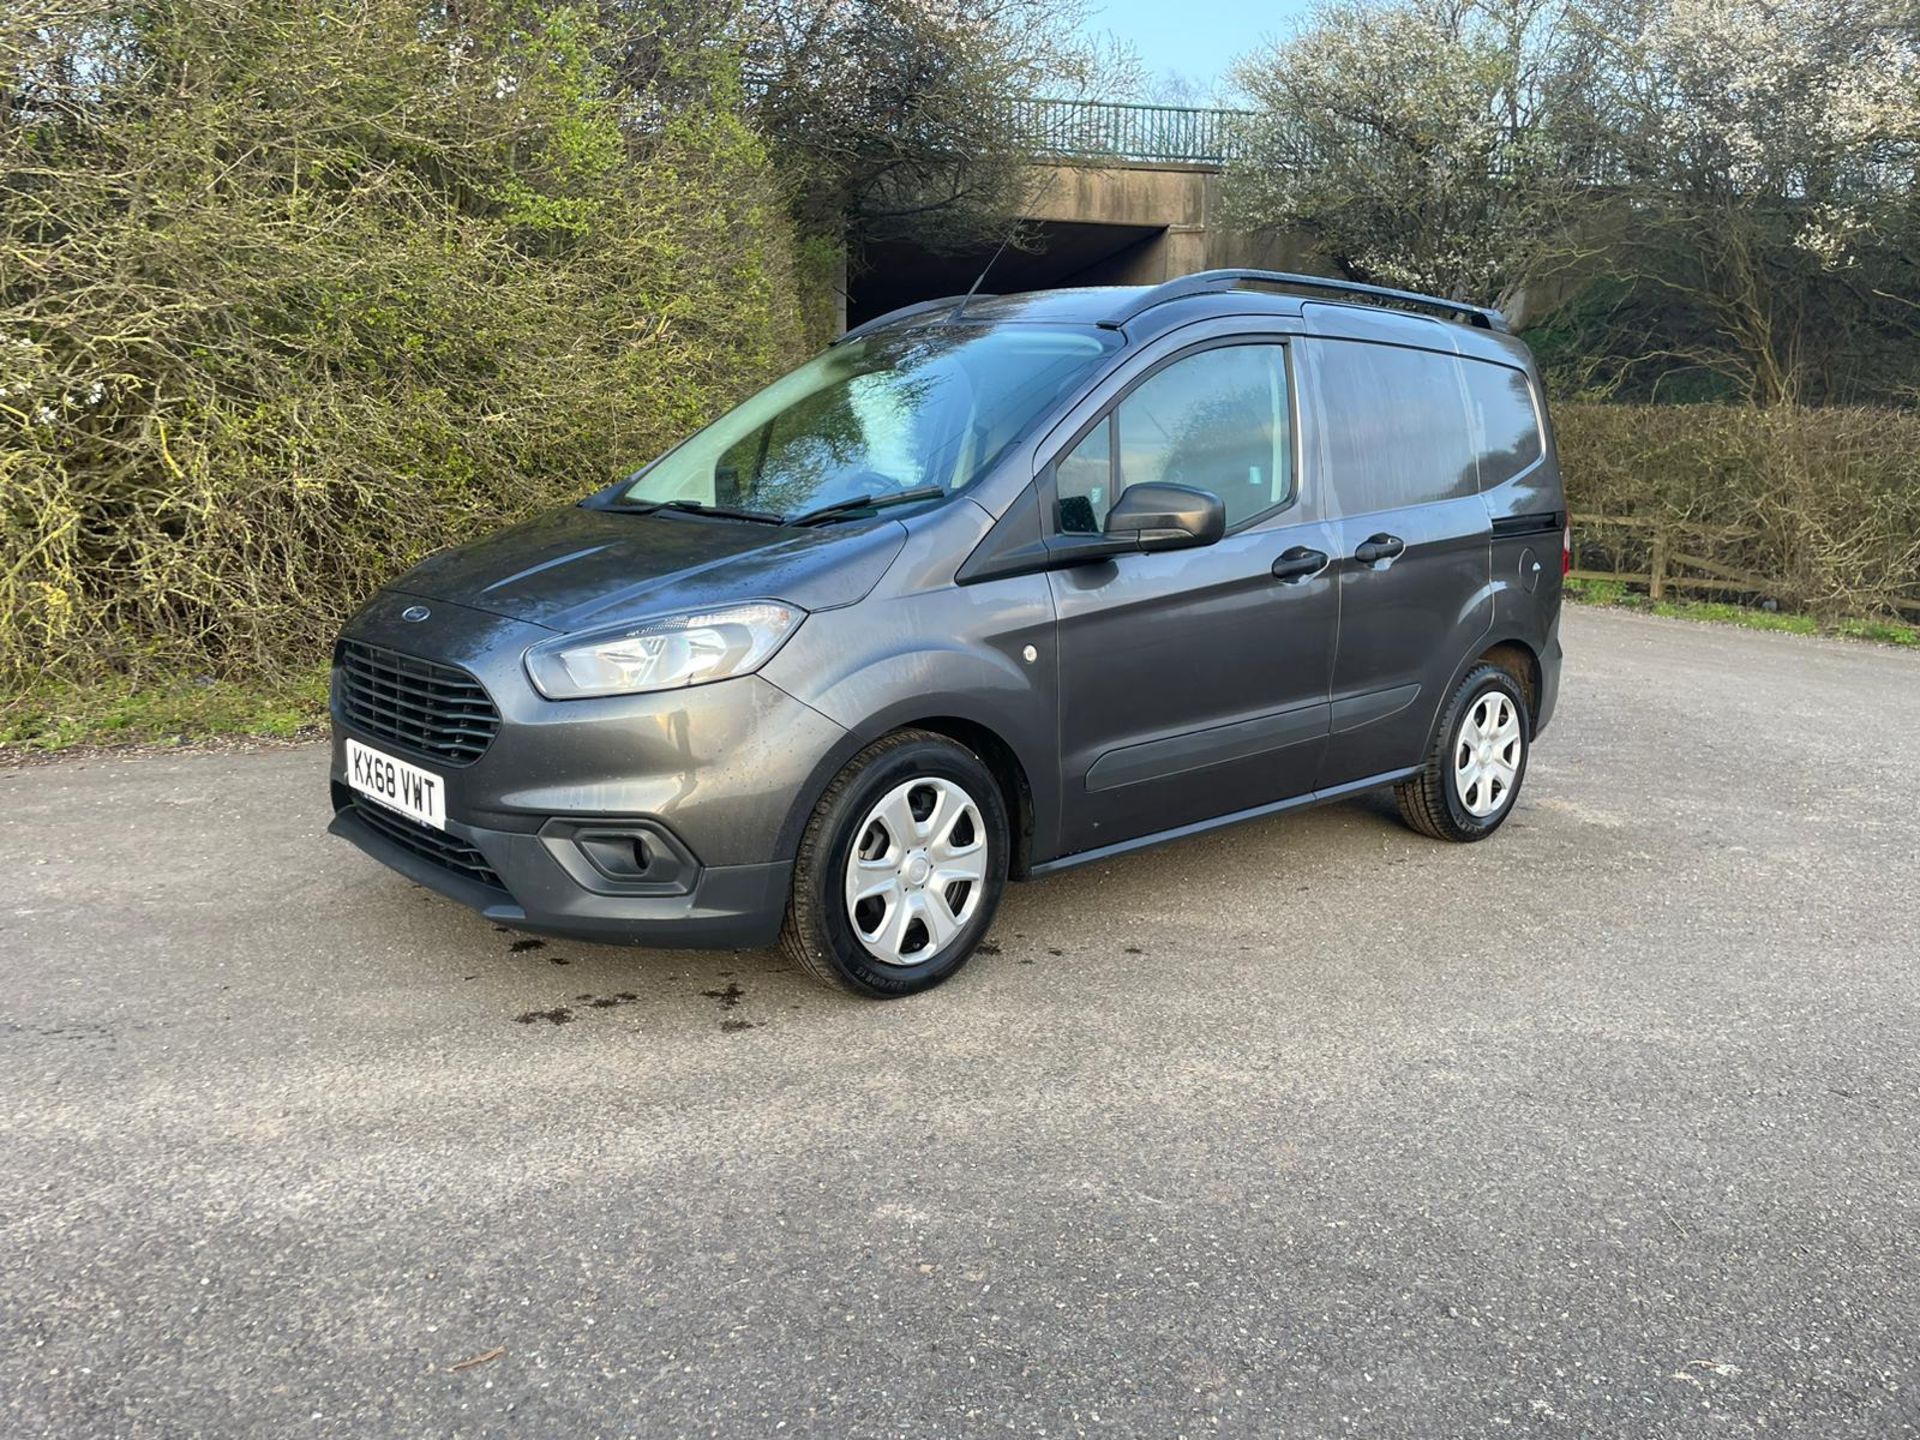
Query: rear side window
[[1312, 339, 1477, 513], [1055, 344, 1292, 534], [1460, 360, 1544, 487]]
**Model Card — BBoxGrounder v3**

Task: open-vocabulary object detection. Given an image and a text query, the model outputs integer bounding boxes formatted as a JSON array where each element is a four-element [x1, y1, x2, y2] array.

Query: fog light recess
[[536, 818, 698, 896]]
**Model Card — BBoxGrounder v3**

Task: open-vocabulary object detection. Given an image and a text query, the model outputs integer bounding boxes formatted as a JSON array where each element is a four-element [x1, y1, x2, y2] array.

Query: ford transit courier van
[[329, 270, 1565, 997]]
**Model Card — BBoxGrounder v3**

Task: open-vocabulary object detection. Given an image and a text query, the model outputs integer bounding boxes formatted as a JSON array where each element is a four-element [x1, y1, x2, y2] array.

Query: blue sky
[[1090, 0, 1317, 100]]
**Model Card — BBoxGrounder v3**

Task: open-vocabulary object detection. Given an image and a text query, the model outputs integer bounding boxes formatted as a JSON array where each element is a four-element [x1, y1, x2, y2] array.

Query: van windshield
[[615, 324, 1119, 521]]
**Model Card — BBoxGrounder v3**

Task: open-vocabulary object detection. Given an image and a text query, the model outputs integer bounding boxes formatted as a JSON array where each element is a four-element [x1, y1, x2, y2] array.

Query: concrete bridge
[[846, 99, 1312, 326]]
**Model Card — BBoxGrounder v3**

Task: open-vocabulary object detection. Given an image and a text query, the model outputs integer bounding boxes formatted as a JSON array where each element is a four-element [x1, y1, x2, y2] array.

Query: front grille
[[337, 639, 499, 765], [348, 795, 506, 892]]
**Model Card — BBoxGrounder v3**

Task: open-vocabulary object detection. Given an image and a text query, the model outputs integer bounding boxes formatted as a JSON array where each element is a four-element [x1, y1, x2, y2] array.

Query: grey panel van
[[330, 271, 1565, 997]]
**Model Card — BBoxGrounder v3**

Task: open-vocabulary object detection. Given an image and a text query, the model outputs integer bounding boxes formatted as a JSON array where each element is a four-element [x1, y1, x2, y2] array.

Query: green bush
[[1, 0, 807, 685], [1555, 403, 1920, 621]]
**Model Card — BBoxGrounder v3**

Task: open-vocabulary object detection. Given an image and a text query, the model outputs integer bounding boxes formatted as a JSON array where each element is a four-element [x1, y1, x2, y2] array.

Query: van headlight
[[525, 601, 804, 699]]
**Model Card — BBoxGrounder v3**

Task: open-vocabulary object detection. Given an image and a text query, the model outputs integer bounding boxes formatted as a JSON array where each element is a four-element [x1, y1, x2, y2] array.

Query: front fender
[[760, 578, 1062, 865]]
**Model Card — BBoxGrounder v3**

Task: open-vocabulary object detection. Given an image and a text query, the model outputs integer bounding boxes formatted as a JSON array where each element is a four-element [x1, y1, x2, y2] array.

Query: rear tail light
[[1562, 522, 1572, 577]]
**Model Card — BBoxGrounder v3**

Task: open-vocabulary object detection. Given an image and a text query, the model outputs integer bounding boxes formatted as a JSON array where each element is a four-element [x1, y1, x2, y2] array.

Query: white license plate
[[346, 739, 446, 830]]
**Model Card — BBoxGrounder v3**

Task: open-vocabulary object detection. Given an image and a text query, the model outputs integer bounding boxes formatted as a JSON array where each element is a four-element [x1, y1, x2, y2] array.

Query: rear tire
[[1395, 664, 1531, 842], [780, 730, 1009, 998]]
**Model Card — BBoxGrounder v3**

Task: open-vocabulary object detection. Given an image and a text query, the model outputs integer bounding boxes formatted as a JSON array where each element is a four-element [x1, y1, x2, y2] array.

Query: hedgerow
[[1556, 403, 1920, 621], [1, 1, 807, 683]]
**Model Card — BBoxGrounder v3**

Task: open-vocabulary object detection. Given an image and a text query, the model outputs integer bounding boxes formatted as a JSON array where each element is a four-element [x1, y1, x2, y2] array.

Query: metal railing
[[736, 84, 1267, 169], [738, 85, 1908, 191], [1008, 97, 1254, 167]]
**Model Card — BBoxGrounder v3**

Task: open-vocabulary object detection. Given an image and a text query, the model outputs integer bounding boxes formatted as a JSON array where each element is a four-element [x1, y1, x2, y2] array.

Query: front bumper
[[327, 590, 844, 947], [328, 794, 792, 947]]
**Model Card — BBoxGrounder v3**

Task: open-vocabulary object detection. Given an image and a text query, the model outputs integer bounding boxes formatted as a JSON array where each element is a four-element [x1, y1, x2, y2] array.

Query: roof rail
[[1105, 269, 1508, 332], [833, 294, 992, 345]]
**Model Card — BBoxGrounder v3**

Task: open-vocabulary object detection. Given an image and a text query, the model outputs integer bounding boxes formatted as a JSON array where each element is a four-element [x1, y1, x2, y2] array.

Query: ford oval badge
[[401, 605, 431, 623]]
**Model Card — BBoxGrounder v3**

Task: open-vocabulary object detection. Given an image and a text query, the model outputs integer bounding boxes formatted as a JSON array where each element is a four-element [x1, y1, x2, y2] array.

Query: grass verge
[[1565, 578, 1920, 647], [0, 667, 331, 757]]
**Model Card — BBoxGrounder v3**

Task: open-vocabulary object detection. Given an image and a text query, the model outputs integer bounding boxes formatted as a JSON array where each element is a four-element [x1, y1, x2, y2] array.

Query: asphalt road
[[5, 606, 1920, 1439]]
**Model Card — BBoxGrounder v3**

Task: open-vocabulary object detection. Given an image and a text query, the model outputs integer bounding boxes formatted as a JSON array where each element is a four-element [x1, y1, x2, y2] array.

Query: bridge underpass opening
[[847, 220, 1167, 328]]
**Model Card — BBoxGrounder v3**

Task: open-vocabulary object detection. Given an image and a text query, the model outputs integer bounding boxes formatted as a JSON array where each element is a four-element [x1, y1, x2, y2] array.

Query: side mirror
[[1104, 482, 1226, 552]]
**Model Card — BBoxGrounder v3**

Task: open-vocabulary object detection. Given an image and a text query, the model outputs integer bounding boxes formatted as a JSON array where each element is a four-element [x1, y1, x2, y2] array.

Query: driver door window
[[1053, 344, 1292, 536]]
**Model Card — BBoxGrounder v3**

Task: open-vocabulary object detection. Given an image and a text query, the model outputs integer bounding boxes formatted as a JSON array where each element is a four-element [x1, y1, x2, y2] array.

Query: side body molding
[[1330, 684, 1421, 735], [1084, 700, 1329, 793]]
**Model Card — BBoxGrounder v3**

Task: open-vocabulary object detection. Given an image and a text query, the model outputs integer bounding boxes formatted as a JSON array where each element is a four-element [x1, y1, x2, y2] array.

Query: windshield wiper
[[788, 486, 948, 527], [612, 498, 785, 525]]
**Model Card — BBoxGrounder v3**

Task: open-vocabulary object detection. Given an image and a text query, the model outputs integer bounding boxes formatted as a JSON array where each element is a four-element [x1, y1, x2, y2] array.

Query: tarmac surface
[[5, 606, 1919, 1437]]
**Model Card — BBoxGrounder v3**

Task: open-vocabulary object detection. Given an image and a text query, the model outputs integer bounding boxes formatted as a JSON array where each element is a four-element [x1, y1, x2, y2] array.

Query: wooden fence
[[1569, 512, 1920, 619]]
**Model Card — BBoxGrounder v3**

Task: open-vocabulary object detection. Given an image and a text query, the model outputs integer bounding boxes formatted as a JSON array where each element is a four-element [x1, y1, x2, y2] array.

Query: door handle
[[1271, 546, 1329, 582], [1354, 533, 1406, 564]]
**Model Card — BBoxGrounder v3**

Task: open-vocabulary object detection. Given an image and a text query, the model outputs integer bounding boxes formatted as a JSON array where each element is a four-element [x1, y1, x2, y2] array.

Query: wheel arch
[[772, 703, 1050, 879], [1471, 636, 1544, 725]]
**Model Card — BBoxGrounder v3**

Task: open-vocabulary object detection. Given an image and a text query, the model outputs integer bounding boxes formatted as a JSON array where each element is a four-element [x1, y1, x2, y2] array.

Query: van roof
[[844, 275, 1533, 370]]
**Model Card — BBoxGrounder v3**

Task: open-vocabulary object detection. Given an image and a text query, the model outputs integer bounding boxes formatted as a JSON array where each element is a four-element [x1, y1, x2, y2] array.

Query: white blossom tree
[[1562, 0, 1920, 403], [740, 0, 1124, 255], [1222, 0, 1596, 309]]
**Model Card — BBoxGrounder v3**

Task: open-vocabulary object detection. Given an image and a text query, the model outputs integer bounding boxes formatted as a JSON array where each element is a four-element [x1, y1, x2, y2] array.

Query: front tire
[[1395, 664, 1531, 842], [781, 730, 1009, 997]]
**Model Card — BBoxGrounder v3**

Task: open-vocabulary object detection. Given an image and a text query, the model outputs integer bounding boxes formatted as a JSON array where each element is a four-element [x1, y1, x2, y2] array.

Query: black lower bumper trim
[[346, 795, 506, 891], [328, 803, 791, 949]]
